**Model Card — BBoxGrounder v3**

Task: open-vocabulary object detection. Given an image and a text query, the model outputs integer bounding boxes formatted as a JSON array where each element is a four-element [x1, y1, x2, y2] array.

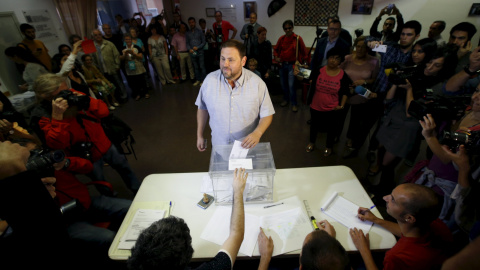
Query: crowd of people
[[1, 3, 480, 269]]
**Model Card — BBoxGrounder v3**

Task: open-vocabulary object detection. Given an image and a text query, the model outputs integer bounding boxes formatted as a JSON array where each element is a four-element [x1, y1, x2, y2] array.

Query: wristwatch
[[463, 65, 478, 76]]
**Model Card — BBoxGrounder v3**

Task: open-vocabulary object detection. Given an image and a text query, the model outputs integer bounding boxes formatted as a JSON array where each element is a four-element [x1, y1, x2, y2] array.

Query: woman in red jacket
[[31, 73, 140, 195]]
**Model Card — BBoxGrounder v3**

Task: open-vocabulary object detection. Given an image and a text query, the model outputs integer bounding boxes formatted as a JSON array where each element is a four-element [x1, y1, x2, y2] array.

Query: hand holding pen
[[357, 207, 380, 223]]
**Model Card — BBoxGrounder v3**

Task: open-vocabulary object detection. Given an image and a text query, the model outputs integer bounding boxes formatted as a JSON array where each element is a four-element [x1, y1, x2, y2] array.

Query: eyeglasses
[[384, 23, 394, 26]]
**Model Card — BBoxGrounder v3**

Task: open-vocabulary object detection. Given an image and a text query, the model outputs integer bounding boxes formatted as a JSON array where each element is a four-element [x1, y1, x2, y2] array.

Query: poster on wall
[[220, 4, 237, 22], [22, 10, 58, 41], [469, 4, 480, 16], [294, 0, 339, 26], [351, 0, 374, 15]]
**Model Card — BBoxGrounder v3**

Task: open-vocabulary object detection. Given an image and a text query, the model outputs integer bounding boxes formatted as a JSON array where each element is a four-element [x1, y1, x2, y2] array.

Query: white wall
[[180, 0, 480, 47], [1, 0, 69, 54]]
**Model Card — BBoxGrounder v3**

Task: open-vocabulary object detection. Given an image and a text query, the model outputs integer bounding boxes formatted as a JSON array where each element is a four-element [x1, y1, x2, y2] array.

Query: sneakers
[[280, 101, 288, 107], [109, 106, 115, 110], [292, 105, 298, 112], [113, 102, 120, 107], [193, 81, 201, 86]]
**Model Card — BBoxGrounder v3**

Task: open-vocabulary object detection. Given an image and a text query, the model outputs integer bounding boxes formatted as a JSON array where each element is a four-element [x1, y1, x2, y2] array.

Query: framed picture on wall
[[469, 4, 480, 16], [244, 2, 256, 20], [351, 0, 374, 15], [206, 8, 216, 17]]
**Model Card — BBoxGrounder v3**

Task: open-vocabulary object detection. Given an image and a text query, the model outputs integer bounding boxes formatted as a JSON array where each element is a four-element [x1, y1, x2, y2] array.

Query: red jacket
[[36, 89, 111, 162], [274, 33, 307, 63], [55, 156, 93, 210]]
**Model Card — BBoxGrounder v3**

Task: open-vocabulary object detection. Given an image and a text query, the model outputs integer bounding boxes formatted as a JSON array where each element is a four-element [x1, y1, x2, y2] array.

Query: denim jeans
[[67, 196, 131, 257], [279, 63, 296, 105], [90, 144, 140, 192], [191, 51, 206, 82]]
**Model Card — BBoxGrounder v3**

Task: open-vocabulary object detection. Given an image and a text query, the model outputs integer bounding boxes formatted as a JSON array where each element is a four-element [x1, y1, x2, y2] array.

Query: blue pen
[[369, 205, 376, 210], [169, 201, 172, 216]]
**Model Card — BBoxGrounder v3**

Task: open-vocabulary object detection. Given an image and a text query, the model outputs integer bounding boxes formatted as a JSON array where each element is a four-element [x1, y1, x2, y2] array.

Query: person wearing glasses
[[369, 4, 404, 43], [274, 20, 307, 112]]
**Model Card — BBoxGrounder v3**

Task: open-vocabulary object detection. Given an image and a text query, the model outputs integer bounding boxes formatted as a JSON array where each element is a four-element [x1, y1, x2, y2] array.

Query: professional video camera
[[407, 94, 471, 122], [26, 148, 65, 177], [54, 90, 90, 111], [385, 62, 420, 85], [440, 130, 480, 152]]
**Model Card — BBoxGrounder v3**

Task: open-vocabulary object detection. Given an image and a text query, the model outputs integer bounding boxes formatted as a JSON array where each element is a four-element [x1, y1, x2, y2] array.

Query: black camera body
[[0, 111, 17, 123], [407, 94, 470, 122], [386, 62, 419, 85], [55, 90, 90, 111], [26, 149, 65, 177], [71, 141, 93, 161], [440, 130, 480, 152], [247, 25, 254, 35]]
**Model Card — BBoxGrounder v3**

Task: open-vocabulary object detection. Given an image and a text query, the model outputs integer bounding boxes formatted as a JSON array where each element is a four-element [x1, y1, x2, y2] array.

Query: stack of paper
[[321, 192, 373, 232], [118, 209, 166, 250], [200, 196, 312, 257]]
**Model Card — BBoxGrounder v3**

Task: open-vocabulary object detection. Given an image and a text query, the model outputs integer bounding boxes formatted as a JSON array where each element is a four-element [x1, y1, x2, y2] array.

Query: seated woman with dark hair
[[81, 54, 119, 110], [306, 47, 352, 156], [370, 46, 458, 197]]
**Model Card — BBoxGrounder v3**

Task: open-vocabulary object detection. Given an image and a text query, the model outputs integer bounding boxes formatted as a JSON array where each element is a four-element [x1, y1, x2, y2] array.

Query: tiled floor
[[99, 72, 422, 268]]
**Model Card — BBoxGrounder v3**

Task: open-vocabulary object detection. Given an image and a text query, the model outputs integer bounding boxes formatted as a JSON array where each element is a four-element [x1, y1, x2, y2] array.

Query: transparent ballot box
[[209, 143, 276, 205]]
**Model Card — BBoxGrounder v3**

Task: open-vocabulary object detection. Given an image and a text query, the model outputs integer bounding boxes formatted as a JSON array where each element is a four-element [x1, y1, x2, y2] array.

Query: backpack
[[101, 113, 137, 159]]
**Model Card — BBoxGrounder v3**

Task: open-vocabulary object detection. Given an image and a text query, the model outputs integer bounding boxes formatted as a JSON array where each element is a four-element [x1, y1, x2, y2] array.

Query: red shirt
[[274, 33, 307, 63], [311, 67, 345, 111], [213, 20, 234, 42], [383, 219, 453, 270]]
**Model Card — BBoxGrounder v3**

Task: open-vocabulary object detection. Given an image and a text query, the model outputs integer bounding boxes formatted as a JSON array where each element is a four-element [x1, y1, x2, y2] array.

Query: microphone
[[355, 85, 372, 98]]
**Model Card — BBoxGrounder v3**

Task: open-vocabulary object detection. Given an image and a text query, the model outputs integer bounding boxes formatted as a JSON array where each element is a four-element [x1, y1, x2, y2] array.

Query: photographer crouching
[[31, 73, 140, 196]]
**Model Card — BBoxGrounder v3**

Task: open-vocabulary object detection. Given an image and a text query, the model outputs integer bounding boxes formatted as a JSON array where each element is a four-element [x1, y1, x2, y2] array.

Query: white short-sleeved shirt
[[195, 68, 275, 145]]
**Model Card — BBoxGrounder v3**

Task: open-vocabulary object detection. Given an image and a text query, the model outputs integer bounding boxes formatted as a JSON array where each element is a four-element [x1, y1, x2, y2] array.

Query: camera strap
[[75, 114, 103, 156]]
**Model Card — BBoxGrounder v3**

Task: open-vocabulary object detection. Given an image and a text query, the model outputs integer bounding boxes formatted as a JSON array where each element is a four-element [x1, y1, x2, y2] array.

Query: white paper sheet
[[118, 209, 166, 249], [200, 206, 260, 256], [228, 158, 253, 170], [230, 140, 249, 159], [321, 192, 373, 232], [260, 207, 312, 256]]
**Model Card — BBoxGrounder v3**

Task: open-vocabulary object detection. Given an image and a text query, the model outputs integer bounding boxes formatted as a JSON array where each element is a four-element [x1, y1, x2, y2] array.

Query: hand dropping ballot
[[229, 140, 252, 170]]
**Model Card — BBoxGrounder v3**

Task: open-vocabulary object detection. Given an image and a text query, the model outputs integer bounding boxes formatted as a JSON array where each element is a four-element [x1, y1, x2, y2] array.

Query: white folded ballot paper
[[321, 192, 373, 233]]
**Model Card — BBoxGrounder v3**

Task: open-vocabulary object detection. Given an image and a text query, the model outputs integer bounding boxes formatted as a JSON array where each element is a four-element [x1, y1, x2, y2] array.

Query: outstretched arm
[[221, 168, 248, 263]]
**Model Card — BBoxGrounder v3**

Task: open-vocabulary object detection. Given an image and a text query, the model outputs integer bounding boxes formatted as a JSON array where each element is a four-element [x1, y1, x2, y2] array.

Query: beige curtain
[[162, 0, 175, 27], [54, 0, 97, 39]]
